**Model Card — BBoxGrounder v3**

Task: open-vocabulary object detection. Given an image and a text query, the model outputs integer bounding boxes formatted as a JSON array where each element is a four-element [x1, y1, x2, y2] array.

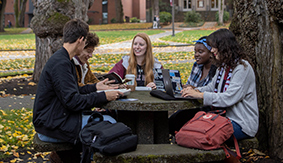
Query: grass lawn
[[0, 30, 164, 50], [160, 30, 215, 44], [89, 23, 153, 30], [0, 108, 35, 160], [0, 28, 29, 35]]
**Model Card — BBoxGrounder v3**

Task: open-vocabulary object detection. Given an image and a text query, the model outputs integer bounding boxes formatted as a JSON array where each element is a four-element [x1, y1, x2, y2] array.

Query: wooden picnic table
[[103, 90, 203, 144]]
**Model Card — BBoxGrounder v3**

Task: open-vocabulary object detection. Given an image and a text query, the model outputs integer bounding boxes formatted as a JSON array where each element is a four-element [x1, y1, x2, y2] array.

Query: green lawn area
[[0, 108, 34, 160], [160, 30, 215, 44], [0, 30, 164, 50]]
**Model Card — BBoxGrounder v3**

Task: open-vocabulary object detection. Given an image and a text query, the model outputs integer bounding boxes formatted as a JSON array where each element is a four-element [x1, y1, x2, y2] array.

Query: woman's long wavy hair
[[126, 33, 154, 85], [207, 28, 245, 70]]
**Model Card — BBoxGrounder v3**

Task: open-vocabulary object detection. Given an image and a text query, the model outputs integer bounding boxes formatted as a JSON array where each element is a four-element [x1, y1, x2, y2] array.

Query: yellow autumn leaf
[[9, 158, 17, 163], [0, 145, 8, 152], [0, 110, 7, 116], [22, 135, 29, 141], [28, 82, 36, 86]]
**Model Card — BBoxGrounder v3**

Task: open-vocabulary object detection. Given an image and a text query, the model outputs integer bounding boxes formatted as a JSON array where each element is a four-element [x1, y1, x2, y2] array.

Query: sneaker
[[49, 151, 63, 163]]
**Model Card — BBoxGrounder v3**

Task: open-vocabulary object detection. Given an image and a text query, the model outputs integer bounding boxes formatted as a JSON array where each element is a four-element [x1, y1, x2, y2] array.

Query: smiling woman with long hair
[[109, 33, 163, 89]]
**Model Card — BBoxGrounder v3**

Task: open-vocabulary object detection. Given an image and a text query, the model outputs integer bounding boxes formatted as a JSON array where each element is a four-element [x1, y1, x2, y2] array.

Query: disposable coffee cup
[[125, 74, 135, 91]]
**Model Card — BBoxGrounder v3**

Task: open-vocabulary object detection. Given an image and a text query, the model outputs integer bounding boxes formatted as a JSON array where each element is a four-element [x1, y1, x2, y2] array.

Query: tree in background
[[0, 0, 7, 32], [30, 0, 94, 82], [230, 0, 283, 160], [217, 0, 224, 25], [151, 0, 159, 21], [18, 0, 27, 27], [13, 0, 28, 27], [115, 0, 124, 23]]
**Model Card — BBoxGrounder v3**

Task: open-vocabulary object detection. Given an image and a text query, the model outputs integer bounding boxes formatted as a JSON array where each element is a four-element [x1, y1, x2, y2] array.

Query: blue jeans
[[38, 114, 117, 143], [227, 120, 251, 143]]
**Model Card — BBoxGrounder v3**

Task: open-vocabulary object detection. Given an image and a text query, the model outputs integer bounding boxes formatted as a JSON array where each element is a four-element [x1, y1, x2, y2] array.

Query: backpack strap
[[87, 111, 104, 123], [222, 135, 241, 159]]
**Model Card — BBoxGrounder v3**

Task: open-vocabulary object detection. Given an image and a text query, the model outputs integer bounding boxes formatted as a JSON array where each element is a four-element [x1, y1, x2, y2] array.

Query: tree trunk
[[30, 0, 94, 82], [0, 0, 7, 32], [230, 0, 283, 160], [18, 0, 27, 27], [151, 0, 159, 21], [218, 0, 224, 25], [13, 0, 19, 27], [115, 0, 123, 23]]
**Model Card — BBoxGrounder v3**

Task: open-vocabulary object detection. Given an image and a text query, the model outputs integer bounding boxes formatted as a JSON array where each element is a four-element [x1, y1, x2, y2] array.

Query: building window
[[102, 0, 108, 24], [183, 0, 192, 9], [211, 0, 219, 9], [197, 0, 204, 8]]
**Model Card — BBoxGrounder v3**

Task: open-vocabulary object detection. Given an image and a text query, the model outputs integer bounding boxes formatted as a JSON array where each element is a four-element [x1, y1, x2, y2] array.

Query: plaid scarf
[[214, 67, 233, 93]]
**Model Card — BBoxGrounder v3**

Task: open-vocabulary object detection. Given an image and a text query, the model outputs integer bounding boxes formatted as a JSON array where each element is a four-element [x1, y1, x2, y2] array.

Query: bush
[[111, 18, 117, 23], [130, 17, 140, 23], [215, 11, 230, 23], [184, 11, 203, 23], [159, 11, 172, 24]]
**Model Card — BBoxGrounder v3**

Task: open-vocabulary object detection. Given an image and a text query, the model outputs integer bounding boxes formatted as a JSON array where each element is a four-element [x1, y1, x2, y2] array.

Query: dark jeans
[[168, 108, 201, 136]]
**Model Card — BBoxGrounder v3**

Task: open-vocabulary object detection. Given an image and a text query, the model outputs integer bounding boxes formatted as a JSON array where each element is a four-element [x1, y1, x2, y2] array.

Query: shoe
[[49, 151, 63, 163]]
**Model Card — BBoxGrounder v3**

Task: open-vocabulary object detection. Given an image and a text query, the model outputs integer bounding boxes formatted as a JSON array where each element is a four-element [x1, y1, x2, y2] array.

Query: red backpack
[[175, 110, 241, 159]]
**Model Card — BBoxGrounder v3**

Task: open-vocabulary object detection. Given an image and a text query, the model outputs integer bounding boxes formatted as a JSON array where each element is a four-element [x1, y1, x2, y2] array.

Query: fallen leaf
[[253, 149, 266, 156], [28, 82, 36, 86]]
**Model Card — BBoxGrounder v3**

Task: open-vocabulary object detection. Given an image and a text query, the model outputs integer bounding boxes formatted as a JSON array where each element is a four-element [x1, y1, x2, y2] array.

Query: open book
[[97, 89, 131, 96], [101, 72, 130, 84]]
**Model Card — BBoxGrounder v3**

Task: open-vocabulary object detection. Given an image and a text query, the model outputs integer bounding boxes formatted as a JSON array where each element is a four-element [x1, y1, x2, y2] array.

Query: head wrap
[[193, 38, 212, 51]]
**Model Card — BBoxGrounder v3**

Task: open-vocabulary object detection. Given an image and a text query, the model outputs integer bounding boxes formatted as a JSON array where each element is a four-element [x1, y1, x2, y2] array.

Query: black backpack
[[79, 112, 138, 163]]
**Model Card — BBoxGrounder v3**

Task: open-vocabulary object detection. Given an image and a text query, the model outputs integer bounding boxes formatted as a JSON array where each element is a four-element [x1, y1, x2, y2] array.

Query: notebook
[[161, 69, 193, 100]]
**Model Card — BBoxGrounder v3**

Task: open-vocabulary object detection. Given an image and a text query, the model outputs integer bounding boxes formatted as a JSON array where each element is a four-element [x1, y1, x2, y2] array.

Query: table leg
[[117, 111, 169, 144]]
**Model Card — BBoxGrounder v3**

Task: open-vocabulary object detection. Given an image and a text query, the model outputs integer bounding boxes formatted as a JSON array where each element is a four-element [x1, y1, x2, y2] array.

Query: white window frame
[[182, 0, 192, 11], [211, 0, 219, 11]]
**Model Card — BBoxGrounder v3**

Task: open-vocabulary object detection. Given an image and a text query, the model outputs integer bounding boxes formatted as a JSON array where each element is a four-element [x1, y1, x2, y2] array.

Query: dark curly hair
[[206, 28, 245, 70], [85, 32, 99, 49]]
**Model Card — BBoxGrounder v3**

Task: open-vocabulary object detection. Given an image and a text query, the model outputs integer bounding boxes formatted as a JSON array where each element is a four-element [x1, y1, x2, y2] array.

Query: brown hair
[[85, 32, 99, 49], [126, 33, 154, 85], [207, 28, 246, 70]]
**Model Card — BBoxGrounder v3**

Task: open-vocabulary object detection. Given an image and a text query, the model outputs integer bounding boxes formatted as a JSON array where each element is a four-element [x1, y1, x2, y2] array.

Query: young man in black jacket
[[33, 18, 123, 162]]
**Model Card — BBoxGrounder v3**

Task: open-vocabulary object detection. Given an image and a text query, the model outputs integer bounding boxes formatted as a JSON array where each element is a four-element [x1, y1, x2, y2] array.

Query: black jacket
[[33, 47, 108, 144]]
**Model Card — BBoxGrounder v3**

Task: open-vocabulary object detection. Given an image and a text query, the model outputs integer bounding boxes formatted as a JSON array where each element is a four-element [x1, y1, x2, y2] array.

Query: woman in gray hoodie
[[181, 28, 259, 141]]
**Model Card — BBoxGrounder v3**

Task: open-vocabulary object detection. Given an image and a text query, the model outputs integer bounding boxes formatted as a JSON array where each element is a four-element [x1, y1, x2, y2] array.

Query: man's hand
[[105, 91, 124, 101], [96, 79, 118, 90], [146, 82, 156, 89]]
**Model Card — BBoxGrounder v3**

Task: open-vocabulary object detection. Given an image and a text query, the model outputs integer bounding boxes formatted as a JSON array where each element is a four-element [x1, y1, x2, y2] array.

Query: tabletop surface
[[103, 91, 203, 111]]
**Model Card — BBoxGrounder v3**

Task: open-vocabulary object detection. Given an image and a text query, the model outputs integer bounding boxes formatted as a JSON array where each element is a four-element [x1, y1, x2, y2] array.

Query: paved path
[[0, 95, 35, 110]]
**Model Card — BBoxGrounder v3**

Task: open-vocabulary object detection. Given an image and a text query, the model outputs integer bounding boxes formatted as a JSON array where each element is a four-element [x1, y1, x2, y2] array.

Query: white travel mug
[[125, 74, 135, 91]]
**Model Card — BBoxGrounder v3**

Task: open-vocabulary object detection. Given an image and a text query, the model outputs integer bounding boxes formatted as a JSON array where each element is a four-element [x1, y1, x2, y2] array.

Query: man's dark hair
[[63, 19, 89, 44]]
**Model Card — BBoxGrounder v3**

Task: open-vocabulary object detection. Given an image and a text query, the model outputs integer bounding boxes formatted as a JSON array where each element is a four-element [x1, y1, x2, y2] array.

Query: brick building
[[3, 0, 147, 27], [3, 0, 232, 27]]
